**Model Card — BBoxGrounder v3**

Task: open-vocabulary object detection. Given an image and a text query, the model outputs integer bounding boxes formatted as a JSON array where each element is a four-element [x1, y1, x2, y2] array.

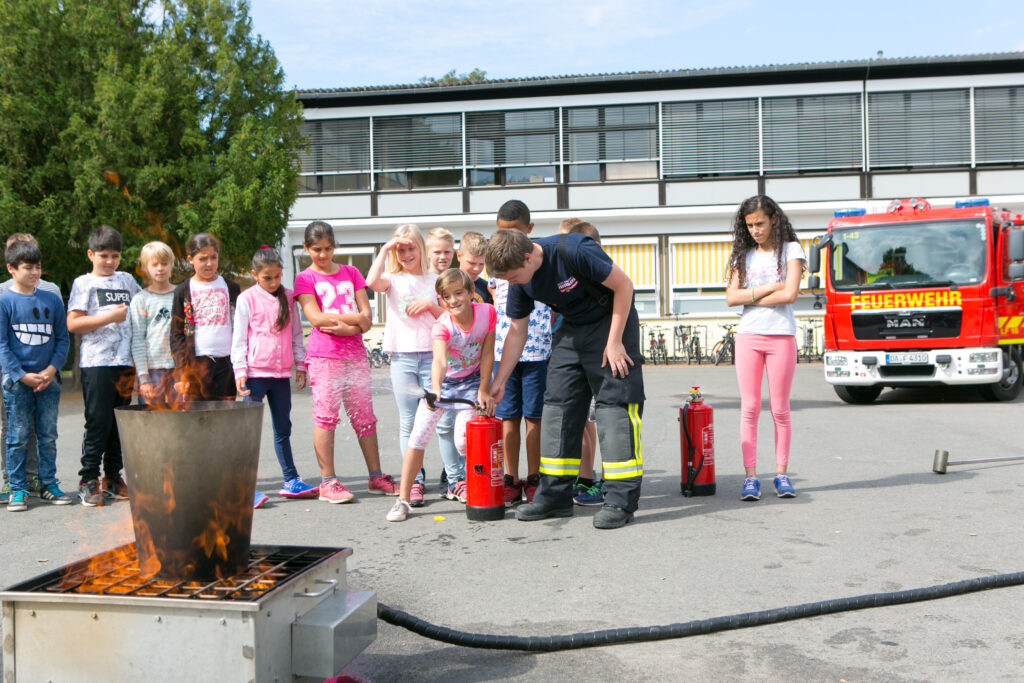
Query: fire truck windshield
[[828, 219, 987, 290]]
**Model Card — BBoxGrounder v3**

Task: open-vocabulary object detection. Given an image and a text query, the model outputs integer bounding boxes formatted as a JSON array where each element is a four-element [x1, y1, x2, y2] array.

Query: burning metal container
[[0, 543, 377, 681], [115, 401, 262, 580]]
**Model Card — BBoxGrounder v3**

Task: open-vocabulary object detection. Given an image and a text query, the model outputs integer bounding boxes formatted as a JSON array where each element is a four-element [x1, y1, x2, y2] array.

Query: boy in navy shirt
[[485, 227, 644, 529], [0, 240, 71, 511]]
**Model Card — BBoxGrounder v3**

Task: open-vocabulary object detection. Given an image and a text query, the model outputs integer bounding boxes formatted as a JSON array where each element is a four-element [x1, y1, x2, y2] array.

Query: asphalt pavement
[[1, 361, 1023, 681]]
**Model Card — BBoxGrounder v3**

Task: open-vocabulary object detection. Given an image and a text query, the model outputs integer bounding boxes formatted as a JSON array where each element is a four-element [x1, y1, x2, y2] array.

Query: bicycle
[[710, 324, 737, 366], [369, 339, 389, 368], [798, 319, 823, 362], [646, 327, 662, 364], [687, 324, 705, 365], [653, 327, 668, 364]]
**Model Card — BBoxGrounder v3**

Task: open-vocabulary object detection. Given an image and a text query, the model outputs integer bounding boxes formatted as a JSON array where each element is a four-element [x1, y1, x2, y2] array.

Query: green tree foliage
[[0, 0, 304, 288], [418, 68, 488, 86]]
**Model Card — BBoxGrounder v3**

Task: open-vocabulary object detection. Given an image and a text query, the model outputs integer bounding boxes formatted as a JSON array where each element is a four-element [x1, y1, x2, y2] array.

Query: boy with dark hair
[[491, 200, 552, 505], [0, 241, 71, 511], [67, 224, 141, 506], [0, 233, 63, 504], [486, 227, 645, 529]]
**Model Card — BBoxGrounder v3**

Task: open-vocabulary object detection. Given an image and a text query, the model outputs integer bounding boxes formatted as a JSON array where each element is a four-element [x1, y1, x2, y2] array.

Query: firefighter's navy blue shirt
[[506, 234, 613, 326]]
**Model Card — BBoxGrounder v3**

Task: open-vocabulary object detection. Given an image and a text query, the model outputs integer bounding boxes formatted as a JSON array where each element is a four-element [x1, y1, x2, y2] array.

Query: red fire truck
[[807, 198, 1024, 404]]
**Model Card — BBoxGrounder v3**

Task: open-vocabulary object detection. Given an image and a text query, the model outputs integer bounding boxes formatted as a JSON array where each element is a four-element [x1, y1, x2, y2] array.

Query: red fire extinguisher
[[465, 413, 506, 521], [679, 386, 716, 496]]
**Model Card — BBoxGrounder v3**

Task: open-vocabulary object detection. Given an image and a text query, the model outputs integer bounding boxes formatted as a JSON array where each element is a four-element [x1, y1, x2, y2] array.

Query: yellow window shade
[[672, 241, 731, 287], [602, 243, 656, 289]]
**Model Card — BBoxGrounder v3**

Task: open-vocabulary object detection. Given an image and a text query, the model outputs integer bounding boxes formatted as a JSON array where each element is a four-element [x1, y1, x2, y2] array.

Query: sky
[[247, 0, 1024, 91]]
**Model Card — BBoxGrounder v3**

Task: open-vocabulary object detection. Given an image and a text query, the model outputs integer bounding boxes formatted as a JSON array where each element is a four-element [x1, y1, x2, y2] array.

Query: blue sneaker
[[740, 477, 760, 501], [253, 491, 269, 509], [773, 474, 796, 498], [279, 478, 319, 499], [573, 480, 604, 506], [8, 489, 28, 512]]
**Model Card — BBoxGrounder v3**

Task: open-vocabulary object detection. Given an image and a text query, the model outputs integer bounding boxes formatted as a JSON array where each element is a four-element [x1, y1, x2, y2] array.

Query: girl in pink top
[[387, 269, 497, 522], [294, 221, 399, 504], [231, 247, 315, 504]]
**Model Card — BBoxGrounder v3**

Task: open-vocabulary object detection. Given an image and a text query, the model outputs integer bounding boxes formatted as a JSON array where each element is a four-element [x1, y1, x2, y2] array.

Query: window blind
[[298, 118, 370, 174], [465, 109, 558, 167], [562, 105, 658, 164], [975, 86, 1024, 164], [662, 99, 759, 176], [372, 114, 462, 171], [603, 243, 657, 289], [868, 89, 970, 168], [763, 94, 863, 172]]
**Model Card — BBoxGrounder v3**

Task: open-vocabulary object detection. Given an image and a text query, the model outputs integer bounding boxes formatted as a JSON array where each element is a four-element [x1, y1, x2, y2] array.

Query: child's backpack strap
[[557, 233, 613, 313]]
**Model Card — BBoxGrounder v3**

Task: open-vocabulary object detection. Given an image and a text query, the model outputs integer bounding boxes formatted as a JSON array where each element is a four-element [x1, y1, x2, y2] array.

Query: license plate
[[886, 352, 929, 364]]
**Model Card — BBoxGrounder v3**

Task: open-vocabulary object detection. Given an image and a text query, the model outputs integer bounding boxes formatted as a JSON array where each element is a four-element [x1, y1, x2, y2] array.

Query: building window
[[602, 238, 659, 317], [563, 105, 658, 182], [763, 94, 863, 172], [975, 86, 1024, 164], [373, 114, 462, 189], [298, 118, 371, 194], [466, 109, 558, 186], [662, 98, 759, 177], [868, 89, 970, 168]]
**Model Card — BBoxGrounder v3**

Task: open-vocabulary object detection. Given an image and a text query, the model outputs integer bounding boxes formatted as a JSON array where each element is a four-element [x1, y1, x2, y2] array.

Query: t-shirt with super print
[[293, 265, 367, 360], [67, 271, 141, 367]]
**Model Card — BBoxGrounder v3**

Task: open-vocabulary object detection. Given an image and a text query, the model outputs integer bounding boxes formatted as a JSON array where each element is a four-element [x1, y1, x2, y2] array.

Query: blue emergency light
[[834, 208, 867, 218], [954, 198, 990, 208]]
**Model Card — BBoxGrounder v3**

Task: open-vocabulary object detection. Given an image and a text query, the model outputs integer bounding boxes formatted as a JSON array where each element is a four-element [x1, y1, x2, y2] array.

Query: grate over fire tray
[[5, 542, 342, 601]]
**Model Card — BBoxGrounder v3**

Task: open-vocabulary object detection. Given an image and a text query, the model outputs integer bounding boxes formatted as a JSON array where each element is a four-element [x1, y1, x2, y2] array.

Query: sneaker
[[573, 480, 604, 506], [7, 489, 28, 512], [773, 474, 796, 498], [515, 501, 573, 521], [79, 479, 103, 507], [253, 491, 269, 509], [386, 498, 412, 522], [39, 484, 72, 505], [502, 475, 522, 506], [102, 475, 129, 503], [740, 476, 761, 501], [318, 478, 355, 504], [522, 473, 540, 503], [0, 482, 9, 505], [593, 505, 634, 529], [367, 473, 399, 496], [409, 482, 425, 507], [444, 480, 468, 504], [27, 475, 41, 496], [280, 478, 319, 499]]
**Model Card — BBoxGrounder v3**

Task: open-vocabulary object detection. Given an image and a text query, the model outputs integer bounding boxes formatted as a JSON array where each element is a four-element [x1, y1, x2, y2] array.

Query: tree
[[418, 68, 488, 86], [0, 0, 304, 289]]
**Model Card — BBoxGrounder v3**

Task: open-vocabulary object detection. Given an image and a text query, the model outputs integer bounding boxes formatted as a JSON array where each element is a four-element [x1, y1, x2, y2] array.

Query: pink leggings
[[734, 333, 796, 470]]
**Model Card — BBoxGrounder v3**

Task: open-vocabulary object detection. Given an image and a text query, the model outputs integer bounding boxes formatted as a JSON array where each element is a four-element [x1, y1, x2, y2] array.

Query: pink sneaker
[[444, 480, 468, 504], [409, 482, 425, 507], [368, 473, 399, 495], [318, 479, 354, 504]]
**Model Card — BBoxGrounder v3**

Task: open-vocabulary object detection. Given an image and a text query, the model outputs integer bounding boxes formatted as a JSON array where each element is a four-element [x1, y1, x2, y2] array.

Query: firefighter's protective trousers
[[533, 307, 645, 513]]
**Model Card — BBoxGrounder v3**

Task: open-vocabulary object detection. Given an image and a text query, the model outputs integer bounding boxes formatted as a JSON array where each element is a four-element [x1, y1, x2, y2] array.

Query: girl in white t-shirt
[[725, 195, 805, 502], [366, 224, 446, 507]]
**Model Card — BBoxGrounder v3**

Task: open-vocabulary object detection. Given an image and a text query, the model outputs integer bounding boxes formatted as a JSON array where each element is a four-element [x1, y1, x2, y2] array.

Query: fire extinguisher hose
[[377, 569, 1024, 652], [681, 402, 703, 496]]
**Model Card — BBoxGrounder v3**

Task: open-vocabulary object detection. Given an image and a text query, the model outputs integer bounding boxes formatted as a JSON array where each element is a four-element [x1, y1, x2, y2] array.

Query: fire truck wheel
[[834, 385, 883, 404], [978, 350, 1022, 402]]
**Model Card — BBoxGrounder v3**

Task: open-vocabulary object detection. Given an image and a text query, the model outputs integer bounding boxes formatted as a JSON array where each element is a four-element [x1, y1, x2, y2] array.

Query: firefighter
[[486, 227, 644, 529]]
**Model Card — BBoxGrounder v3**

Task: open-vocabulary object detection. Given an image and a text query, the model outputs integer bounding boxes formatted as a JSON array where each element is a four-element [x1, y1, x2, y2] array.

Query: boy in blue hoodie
[[0, 240, 71, 511]]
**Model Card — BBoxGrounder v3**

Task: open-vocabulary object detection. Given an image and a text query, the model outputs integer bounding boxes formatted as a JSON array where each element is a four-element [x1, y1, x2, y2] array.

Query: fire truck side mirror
[[1008, 229, 1024, 263], [808, 274, 820, 290], [1009, 263, 1024, 280]]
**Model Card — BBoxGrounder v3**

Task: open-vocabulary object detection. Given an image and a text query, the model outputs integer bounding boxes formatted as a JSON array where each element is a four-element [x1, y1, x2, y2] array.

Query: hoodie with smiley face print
[[0, 287, 69, 383]]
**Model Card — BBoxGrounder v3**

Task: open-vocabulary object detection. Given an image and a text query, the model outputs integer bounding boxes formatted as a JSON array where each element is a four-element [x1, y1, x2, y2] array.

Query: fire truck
[[806, 198, 1024, 404]]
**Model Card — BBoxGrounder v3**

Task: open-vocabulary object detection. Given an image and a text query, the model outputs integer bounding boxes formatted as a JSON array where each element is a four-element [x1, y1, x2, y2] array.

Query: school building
[[288, 52, 1024, 351]]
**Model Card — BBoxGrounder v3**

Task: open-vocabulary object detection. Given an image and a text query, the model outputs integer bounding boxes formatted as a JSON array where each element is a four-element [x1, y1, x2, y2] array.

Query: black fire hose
[[377, 569, 1024, 652], [680, 402, 703, 497]]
